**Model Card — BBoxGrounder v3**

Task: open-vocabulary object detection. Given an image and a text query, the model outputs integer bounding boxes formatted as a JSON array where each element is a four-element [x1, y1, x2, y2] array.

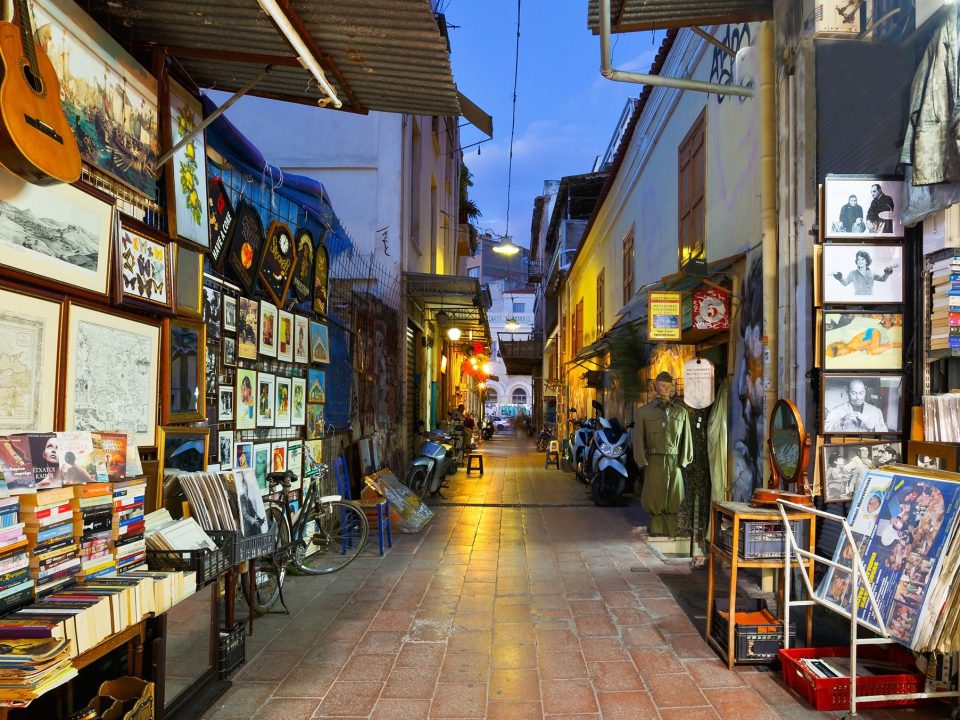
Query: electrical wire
[[503, 0, 521, 240]]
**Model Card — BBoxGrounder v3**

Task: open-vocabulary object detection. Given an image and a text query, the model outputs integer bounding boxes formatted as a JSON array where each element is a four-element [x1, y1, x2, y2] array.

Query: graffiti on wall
[[729, 256, 764, 502], [708, 24, 753, 104]]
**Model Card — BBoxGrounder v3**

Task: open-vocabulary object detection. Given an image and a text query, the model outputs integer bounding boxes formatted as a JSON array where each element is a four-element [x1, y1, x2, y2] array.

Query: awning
[[405, 273, 492, 346], [87, 0, 466, 116], [587, 0, 773, 33], [457, 91, 493, 138]]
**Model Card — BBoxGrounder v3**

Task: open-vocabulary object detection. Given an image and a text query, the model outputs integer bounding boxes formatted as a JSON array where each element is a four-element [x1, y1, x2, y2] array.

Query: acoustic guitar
[[0, 0, 80, 184]]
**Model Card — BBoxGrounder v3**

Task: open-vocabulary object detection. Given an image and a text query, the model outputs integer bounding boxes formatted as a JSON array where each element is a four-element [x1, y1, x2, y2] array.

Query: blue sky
[[445, 0, 661, 246]]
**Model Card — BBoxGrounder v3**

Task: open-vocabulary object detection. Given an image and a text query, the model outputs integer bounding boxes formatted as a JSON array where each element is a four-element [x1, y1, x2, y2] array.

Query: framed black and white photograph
[[821, 244, 903, 305], [906, 440, 960, 473], [223, 336, 237, 367], [205, 341, 219, 399], [822, 312, 903, 371], [218, 386, 234, 422], [202, 281, 222, 340], [824, 175, 904, 239], [822, 374, 903, 435], [219, 429, 234, 470], [821, 442, 902, 504], [223, 293, 237, 333]]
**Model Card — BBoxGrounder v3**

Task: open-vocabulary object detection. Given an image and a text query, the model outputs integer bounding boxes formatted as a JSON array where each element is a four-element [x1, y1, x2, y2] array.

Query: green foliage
[[459, 164, 481, 221]]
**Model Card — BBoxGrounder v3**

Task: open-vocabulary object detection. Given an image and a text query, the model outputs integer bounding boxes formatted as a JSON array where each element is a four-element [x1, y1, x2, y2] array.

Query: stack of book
[[930, 255, 960, 352], [21, 489, 79, 600], [144, 510, 217, 552], [112, 479, 146, 573], [0, 497, 32, 614], [73, 484, 115, 581], [0, 637, 76, 702]]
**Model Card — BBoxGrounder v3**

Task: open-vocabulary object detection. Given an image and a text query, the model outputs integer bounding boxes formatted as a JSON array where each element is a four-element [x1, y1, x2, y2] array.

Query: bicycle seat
[[266, 470, 296, 490]]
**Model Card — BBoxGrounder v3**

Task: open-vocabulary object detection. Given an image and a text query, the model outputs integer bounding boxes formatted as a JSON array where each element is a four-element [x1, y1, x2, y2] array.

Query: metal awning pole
[[155, 65, 273, 171]]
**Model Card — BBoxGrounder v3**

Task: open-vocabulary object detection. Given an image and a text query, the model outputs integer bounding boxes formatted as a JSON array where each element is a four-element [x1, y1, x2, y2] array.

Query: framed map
[[0, 288, 62, 432], [64, 304, 160, 447]]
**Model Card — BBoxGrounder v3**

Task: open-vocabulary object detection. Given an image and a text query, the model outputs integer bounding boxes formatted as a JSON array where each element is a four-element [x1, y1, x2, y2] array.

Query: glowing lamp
[[482, 363, 494, 375], [447, 326, 462, 342], [492, 236, 520, 256]]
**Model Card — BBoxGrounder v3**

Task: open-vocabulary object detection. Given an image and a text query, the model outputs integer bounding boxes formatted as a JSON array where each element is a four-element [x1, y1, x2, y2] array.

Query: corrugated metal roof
[[586, 0, 772, 33], [84, 0, 460, 116]]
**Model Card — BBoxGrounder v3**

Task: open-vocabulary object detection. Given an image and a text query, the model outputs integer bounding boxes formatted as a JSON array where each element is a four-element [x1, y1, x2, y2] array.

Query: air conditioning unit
[[584, 370, 605, 389], [814, 1, 870, 35]]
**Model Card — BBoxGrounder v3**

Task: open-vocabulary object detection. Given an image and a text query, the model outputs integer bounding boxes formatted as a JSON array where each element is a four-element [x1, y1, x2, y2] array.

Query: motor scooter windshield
[[420, 441, 447, 459]]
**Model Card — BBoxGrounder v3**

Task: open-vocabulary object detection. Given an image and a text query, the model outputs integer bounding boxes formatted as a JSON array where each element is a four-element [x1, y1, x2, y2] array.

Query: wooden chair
[[333, 455, 392, 555]]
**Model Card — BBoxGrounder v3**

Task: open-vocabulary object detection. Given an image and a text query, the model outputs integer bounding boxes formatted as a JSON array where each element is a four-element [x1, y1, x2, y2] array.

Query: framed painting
[[291, 228, 314, 301], [256, 372, 275, 428], [822, 373, 903, 435], [823, 175, 904, 239], [222, 336, 237, 367], [313, 241, 329, 316], [822, 312, 902, 371], [226, 202, 265, 295], [310, 320, 330, 364], [820, 442, 902, 504], [306, 403, 324, 439], [294, 315, 309, 364], [277, 311, 293, 362], [223, 293, 237, 334], [259, 300, 278, 358], [235, 368, 257, 431], [308, 368, 325, 403], [271, 441, 287, 473], [162, 317, 207, 424], [166, 79, 209, 248], [253, 442, 270, 493], [207, 177, 235, 269], [174, 246, 203, 318], [821, 244, 903, 305], [275, 376, 291, 429], [64, 304, 160, 447], [291, 376, 306, 426], [0, 174, 113, 298], [0, 287, 62, 432], [235, 441, 253, 472], [906, 440, 960, 473], [114, 215, 175, 315], [157, 426, 208, 478], [237, 296, 258, 360], [259, 221, 297, 307], [34, 0, 158, 197], [202, 280, 222, 341]]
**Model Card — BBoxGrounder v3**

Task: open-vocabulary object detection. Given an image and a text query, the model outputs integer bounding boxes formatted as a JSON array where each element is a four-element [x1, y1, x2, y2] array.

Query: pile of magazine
[[816, 467, 960, 652], [174, 469, 268, 538], [0, 637, 76, 702]]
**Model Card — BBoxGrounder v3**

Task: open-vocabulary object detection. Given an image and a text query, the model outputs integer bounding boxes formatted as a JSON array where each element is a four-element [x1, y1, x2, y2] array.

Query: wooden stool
[[466, 453, 484, 475], [545, 440, 560, 469]]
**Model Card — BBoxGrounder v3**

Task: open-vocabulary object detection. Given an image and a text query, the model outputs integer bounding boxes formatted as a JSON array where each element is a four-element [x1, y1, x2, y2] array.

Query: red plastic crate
[[779, 645, 926, 711]]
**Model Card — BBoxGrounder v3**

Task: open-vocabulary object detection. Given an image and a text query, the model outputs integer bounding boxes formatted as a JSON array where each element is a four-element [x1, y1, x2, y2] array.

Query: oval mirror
[[770, 398, 804, 483]]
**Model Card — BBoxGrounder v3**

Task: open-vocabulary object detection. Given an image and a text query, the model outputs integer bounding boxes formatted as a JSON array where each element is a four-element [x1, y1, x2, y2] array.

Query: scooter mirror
[[591, 400, 604, 414], [568, 408, 578, 415]]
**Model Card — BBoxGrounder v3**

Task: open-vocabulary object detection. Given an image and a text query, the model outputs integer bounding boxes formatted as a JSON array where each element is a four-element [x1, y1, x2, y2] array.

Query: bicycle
[[241, 466, 369, 615]]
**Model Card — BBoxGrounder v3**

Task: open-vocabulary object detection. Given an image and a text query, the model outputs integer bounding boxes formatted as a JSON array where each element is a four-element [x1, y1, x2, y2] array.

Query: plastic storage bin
[[710, 598, 795, 664], [218, 622, 246, 679], [145, 546, 229, 589], [715, 516, 810, 559], [207, 529, 279, 565]]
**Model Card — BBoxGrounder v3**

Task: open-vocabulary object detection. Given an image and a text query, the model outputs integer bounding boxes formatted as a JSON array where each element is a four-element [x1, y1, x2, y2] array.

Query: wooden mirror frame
[[752, 398, 813, 507]]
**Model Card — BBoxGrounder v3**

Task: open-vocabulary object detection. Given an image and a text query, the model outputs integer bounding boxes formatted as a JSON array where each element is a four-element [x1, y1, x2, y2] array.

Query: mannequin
[[633, 371, 694, 536]]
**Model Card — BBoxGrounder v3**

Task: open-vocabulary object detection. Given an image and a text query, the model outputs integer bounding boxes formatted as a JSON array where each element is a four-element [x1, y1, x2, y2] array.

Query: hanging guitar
[[0, 0, 81, 184]]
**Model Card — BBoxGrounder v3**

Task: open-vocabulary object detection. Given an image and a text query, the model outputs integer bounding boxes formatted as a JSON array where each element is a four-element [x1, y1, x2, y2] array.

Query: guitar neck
[[14, 0, 38, 75]]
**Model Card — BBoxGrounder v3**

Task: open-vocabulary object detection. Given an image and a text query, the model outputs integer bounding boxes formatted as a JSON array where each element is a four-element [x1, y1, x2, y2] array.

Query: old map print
[[0, 310, 44, 429]]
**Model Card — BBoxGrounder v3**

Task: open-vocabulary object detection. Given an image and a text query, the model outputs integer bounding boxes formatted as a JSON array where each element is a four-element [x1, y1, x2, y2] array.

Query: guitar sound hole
[[21, 64, 44, 95]]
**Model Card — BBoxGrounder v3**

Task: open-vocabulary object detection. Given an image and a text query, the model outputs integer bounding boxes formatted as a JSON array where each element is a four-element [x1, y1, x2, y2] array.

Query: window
[[486, 388, 498, 402], [622, 228, 634, 306], [573, 297, 584, 355], [678, 109, 706, 268], [512, 388, 527, 404], [467, 266, 480, 278], [512, 302, 525, 314], [596, 270, 605, 336]]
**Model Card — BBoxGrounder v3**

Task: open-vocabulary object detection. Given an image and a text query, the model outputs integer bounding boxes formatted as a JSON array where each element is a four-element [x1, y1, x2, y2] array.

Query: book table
[[705, 500, 816, 669]]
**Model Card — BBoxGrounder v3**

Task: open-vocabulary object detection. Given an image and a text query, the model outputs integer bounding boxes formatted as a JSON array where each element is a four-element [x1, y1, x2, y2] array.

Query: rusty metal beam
[[162, 45, 302, 67]]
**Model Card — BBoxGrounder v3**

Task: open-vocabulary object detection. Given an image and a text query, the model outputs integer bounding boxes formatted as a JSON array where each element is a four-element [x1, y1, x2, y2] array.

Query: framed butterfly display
[[113, 215, 176, 314]]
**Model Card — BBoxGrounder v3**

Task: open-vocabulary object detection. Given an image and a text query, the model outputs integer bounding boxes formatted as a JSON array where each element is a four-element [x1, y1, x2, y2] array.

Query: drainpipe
[[598, 0, 754, 98], [759, 23, 778, 486]]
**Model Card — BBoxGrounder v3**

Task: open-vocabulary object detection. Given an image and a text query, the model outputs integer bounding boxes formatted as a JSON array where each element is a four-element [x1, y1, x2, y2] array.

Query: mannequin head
[[654, 371, 675, 401]]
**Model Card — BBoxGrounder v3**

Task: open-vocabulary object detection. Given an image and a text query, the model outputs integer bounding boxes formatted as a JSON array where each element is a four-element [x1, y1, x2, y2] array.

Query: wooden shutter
[[678, 109, 706, 268]]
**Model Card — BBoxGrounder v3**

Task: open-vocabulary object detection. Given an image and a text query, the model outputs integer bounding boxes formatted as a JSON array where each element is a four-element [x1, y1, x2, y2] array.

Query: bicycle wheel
[[294, 499, 369, 575], [241, 501, 290, 615]]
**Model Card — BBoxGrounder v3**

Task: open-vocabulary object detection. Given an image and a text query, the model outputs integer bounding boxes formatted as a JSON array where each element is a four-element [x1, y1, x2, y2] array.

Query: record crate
[[218, 621, 246, 679], [779, 645, 926, 711], [207, 529, 278, 566], [715, 515, 810, 559], [710, 598, 795, 664], [145, 545, 230, 590]]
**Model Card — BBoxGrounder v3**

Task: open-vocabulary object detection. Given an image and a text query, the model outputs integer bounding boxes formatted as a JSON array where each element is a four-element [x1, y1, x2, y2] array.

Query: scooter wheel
[[591, 473, 621, 507]]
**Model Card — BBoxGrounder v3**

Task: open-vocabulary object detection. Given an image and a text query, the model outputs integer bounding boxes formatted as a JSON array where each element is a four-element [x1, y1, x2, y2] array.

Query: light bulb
[[447, 327, 462, 342]]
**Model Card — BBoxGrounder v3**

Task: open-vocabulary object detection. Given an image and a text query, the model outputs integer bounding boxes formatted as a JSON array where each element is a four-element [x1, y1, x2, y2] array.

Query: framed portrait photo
[[64, 304, 160, 447], [201, 280, 222, 341], [174, 246, 203, 318], [275, 376, 291, 429], [823, 175, 904, 239], [235, 440, 253, 472], [822, 312, 903, 371], [821, 243, 903, 305], [820, 442, 902, 504], [162, 317, 207, 424], [235, 368, 257, 431], [294, 315, 309, 364], [822, 373, 903, 435], [114, 215, 175, 314], [259, 221, 297, 307], [291, 376, 306, 426], [237, 296, 258, 360], [256, 372, 275, 428], [158, 426, 208, 478], [277, 310, 294, 363], [218, 386, 234, 422], [218, 429, 234, 470], [0, 175, 114, 299], [308, 368, 325, 403], [223, 293, 237, 334], [222, 336, 237, 367], [271, 440, 287, 473], [204, 340, 218, 399], [0, 287, 62, 432], [259, 300, 278, 358], [311, 320, 330, 364]]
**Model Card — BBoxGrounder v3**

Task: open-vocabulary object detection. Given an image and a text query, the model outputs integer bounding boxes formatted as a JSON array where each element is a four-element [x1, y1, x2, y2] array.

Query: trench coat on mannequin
[[633, 398, 694, 537]]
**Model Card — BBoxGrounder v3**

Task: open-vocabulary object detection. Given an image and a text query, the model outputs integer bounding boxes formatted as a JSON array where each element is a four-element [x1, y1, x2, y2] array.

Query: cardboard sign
[[649, 291, 681, 340], [692, 288, 730, 330]]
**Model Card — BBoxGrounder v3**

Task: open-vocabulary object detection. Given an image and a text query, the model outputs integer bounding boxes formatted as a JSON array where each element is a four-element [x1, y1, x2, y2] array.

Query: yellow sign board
[[649, 291, 682, 341]]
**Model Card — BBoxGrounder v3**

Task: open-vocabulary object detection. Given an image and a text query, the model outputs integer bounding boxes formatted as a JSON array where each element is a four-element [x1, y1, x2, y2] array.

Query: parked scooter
[[570, 410, 599, 485], [584, 400, 638, 506], [481, 419, 494, 441], [406, 429, 457, 499], [535, 424, 554, 452]]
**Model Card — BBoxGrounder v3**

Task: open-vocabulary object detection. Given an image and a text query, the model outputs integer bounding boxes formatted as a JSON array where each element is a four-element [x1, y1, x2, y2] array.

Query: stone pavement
[[201, 434, 952, 719]]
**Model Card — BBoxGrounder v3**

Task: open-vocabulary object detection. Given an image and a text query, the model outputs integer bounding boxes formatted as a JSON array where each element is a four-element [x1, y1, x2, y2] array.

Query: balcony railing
[[497, 331, 544, 375]]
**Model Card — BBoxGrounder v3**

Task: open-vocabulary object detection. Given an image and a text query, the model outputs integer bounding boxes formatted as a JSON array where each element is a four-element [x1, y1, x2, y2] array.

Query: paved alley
[[202, 436, 949, 720]]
